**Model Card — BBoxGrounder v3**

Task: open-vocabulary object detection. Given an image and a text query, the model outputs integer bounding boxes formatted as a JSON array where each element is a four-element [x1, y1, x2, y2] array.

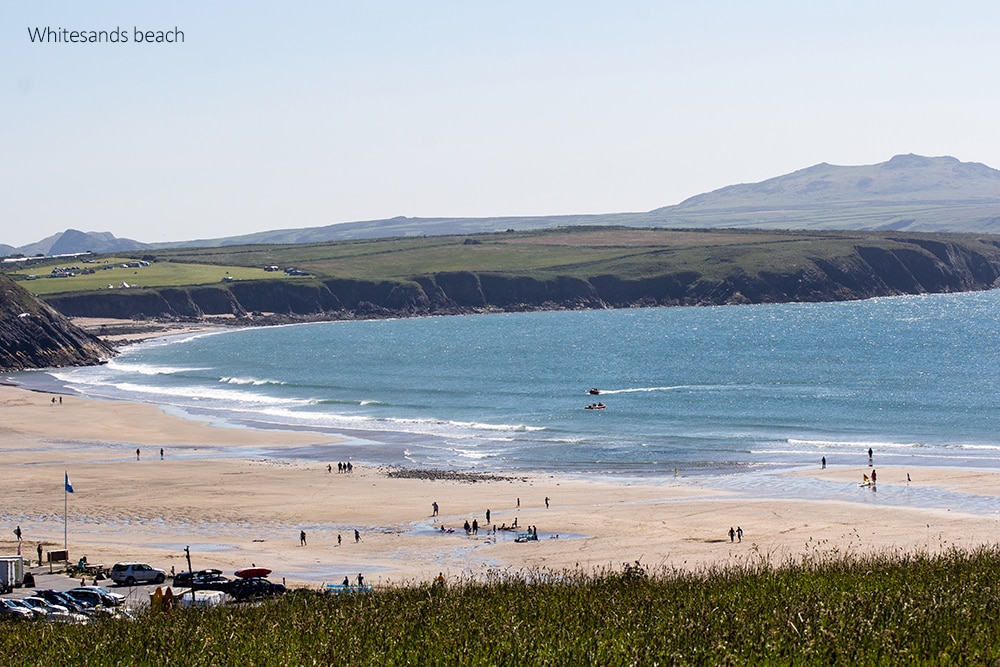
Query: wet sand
[[2, 383, 999, 588]]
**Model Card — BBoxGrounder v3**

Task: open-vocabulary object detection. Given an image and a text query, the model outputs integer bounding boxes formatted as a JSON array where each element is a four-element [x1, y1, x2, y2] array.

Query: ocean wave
[[220, 376, 287, 387], [101, 360, 212, 376], [93, 382, 310, 407], [786, 438, 922, 451]]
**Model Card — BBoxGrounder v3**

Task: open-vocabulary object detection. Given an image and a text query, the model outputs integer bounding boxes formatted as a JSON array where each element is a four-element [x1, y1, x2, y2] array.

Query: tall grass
[[5, 546, 1000, 665]]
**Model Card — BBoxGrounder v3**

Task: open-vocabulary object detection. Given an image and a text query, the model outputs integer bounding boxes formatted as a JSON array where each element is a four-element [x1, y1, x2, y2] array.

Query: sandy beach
[[2, 382, 999, 589]]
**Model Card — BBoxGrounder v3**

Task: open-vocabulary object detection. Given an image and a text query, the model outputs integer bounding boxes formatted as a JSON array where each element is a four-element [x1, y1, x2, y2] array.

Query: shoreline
[[3, 381, 1000, 588]]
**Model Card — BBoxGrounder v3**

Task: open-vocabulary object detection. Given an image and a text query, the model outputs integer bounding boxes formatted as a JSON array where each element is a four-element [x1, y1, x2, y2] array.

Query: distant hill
[[9, 229, 150, 257], [647, 154, 1000, 233], [6, 155, 1000, 254]]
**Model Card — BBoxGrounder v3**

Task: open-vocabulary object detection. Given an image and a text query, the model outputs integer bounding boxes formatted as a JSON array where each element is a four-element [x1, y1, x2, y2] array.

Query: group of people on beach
[[328, 461, 354, 473], [728, 526, 743, 542]]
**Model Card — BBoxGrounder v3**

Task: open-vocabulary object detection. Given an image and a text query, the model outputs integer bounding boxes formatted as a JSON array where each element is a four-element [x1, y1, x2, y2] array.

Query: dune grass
[[5, 546, 1000, 665]]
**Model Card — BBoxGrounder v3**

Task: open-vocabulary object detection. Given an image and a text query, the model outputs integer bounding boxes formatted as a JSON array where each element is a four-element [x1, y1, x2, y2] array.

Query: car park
[[111, 562, 167, 586]]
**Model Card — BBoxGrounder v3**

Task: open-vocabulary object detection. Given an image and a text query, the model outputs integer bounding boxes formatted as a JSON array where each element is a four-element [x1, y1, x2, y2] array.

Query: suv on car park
[[111, 562, 167, 586]]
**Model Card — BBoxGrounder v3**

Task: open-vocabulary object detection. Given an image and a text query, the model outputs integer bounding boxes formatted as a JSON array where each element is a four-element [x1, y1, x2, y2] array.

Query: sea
[[11, 290, 1000, 495]]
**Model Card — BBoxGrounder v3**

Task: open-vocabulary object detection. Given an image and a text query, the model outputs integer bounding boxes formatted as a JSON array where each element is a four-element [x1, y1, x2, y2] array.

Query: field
[[6, 257, 308, 296], [5, 547, 1000, 665]]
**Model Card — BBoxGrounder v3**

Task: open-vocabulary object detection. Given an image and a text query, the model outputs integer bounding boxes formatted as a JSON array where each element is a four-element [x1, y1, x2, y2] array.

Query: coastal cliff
[[39, 234, 1000, 323], [0, 274, 116, 372]]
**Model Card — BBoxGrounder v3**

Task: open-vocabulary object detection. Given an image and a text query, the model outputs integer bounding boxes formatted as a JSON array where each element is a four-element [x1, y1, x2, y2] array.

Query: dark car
[[227, 577, 286, 602], [0, 598, 36, 621], [33, 589, 92, 615], [174, 569, 232, 592]]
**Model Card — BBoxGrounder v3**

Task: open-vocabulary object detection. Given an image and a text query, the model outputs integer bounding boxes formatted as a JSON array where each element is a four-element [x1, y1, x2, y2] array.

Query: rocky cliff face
[[40, 236, 1000, 323], [0, 274, 116, 372]]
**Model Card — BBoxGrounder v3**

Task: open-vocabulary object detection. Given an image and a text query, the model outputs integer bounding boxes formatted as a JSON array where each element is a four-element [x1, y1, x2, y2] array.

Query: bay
[[24, 290, 1000, 477]]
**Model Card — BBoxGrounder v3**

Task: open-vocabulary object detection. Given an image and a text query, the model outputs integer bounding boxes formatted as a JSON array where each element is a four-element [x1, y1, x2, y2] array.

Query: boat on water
[[588, 388, 601, 395], [584, 403, 606, 410]]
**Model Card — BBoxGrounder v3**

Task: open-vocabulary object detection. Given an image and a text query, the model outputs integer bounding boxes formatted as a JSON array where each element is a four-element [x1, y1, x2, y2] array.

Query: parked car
[[3, 597, 47, 620], [23, 596, 89, 624], [173, 569, 232, 592], [111, 562, 166, 586], [67, 586, 126, 608], [228, 577, 286, 602], [34, 589, 93, 615], [0, 598, 36, 621]]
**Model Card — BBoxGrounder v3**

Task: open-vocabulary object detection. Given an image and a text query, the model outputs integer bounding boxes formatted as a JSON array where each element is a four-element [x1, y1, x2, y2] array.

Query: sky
[[4, 1, 1000, 248]]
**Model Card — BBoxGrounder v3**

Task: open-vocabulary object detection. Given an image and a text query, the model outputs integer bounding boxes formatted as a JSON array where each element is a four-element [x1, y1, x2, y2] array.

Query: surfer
[[729, 527, 735, 542]]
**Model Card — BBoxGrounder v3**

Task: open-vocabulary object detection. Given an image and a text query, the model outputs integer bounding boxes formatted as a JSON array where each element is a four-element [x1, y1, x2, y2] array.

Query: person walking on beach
[[517, 497, 520, 508], [354, 529, 361, 543], [136, 448, 141, 461], [160, 448, 164, 460], [821, 456, 826, 469], [338, 534, 342, 546], [432, 501, 439, 517], [868, 447, 873, 461], [870, 469, 877, 484], [300, 530, 307, 546], [485, 509, 490, 524], [356, 573, 364, 587], [729, 527, 735, 543], [736, 527, 743, 542], [472, 519, 479, 535], [14, 526, 22, 541], [545, 496, 550, 509]]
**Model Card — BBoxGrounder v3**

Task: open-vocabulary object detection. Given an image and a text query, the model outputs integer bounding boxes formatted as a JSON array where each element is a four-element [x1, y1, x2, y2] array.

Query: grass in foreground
[[5, 546, 1000, 665]]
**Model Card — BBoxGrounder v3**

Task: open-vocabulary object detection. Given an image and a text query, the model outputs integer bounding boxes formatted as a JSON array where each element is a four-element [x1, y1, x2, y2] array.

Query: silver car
[[110, 562, 167, 586]]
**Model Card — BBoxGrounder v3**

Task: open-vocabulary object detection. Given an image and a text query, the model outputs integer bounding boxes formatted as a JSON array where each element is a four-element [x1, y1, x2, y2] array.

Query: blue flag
[[65, 472, 74, 494]]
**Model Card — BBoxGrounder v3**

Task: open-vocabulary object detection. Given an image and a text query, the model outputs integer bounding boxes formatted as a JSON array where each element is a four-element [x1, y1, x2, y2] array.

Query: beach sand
[[2, 383, 999, 588]]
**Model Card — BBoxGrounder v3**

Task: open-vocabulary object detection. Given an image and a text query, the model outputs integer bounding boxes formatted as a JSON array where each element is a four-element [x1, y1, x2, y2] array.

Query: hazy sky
[[4, 1, 1000, 248]]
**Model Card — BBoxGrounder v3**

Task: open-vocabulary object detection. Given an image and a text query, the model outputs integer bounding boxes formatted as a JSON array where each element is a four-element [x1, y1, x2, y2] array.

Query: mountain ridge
[[5, 154, 1000, 255]]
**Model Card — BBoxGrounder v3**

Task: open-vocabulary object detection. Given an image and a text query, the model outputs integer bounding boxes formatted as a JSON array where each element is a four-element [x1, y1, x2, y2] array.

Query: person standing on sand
[[300, 530, 307, 546], [160, 448, 164, 459], [136, 448, 140, 461], [736, 527, 743, 542], [14, 526, 22, 541], [485, 509, 490, 524], [432, 501, 439, 516], [729, 527, 735, 542], [871, 469, 877, 484], [338, 534, 342, 546], [354, 529, 361, 543], [356, 573, 364, 587], [545, 496, 550, 509]]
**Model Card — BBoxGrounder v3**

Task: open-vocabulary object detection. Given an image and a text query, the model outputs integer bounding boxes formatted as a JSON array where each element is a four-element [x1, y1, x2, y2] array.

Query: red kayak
[[234, 567, 272, 579]]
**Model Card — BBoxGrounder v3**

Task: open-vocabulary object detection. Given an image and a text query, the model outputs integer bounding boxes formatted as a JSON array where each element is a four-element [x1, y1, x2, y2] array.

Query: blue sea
[[13, 290, 1000, 478]]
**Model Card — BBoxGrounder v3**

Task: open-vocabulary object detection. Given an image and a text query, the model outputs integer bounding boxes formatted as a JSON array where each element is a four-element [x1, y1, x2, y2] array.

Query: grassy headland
[[7, 227, 1000, 322]]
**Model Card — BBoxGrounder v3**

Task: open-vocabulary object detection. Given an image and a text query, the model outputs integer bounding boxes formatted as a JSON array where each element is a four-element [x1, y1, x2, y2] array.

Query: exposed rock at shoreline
[[0, 274, 116, 372], [382, 467, 526, 483]]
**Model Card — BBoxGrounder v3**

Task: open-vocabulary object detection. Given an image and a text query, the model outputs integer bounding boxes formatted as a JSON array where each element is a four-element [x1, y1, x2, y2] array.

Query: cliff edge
[[0, 274, 116, 372]]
